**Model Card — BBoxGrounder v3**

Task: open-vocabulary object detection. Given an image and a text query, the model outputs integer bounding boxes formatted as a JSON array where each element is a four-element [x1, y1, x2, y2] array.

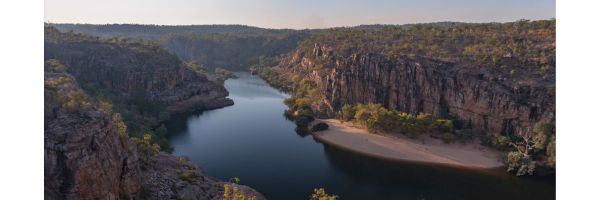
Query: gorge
[[44, 19, 556, 199]]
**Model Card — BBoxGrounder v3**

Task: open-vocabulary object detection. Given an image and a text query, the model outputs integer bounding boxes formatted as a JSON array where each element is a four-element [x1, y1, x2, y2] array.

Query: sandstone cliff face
[[45, 73, 141, 200], [44, 28, 233, 114], [276, 44, 555, 136]]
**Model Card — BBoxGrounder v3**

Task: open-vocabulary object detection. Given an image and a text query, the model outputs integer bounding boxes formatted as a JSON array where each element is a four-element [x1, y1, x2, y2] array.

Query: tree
[[62, 91, 92, 113], [507, 151, 535, 176], [341, 104, 355, 121], [112, 113, 128, 138], [131, 133, 160, 165], [311, 122, 329, 132], [310, 188, 338, 200]]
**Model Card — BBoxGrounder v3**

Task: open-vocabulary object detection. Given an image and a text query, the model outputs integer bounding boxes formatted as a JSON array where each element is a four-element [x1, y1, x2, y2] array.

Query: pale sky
[[44, 0, 555, 29]]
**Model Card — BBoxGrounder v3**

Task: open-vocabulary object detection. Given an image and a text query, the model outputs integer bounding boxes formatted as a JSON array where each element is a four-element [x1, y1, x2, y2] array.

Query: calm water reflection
[[167, 72, 555, 200]]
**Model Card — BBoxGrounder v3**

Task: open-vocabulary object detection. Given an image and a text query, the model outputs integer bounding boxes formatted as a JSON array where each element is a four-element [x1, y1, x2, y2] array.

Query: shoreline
[[312, 119, 505, 169]]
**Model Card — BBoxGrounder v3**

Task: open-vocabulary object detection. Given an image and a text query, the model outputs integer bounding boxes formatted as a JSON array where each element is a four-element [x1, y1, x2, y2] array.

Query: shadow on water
[[320, 143, 555, 200]]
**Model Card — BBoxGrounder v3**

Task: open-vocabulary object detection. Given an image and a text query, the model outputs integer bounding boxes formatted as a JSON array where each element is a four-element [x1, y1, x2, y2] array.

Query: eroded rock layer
[[276, 44, 555, 136]]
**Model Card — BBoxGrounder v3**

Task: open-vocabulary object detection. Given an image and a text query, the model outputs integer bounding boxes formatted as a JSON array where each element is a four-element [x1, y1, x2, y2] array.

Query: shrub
[[295, 115, 314, 127], [131, 133, 160, 165], [506, 151, 536, 176], [491, 135, 511, 149], [441, 132, 456, 143], [311, 122, 329, 132], [310, 188, 338, 200], [179, 171, 197, 183], [341, 104, 355, 121], [112, 113, 128, 138]]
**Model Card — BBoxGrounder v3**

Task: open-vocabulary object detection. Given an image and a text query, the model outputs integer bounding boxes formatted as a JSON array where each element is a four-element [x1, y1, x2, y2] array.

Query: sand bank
[[312, 119, 504, 169]]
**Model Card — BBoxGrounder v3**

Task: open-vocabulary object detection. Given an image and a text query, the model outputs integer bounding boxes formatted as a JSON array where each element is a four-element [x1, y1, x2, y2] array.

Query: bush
[[491, 135, 511, 149], [441, 132, 456, 143], [310, 188, 338, 200], [295, 115, 314, 127], [131, 134, 160, 165], [311, 122, 329, 132], [341, 104, 355, 121], [179, 171, 197, 183], [506, 151, 536, 176]]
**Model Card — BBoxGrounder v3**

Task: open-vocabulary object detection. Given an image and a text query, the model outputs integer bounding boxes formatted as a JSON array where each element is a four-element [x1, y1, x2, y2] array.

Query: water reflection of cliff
[[320, 144, 555, 200]]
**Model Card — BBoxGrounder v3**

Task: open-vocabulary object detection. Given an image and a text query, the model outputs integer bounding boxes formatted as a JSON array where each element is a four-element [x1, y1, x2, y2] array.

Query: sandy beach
[[312, 119, 504, 169]]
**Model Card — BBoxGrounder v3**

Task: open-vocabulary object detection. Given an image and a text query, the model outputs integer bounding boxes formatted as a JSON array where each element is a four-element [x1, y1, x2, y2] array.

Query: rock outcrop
[[44, 27, 233, 114], [45, 72, 141, 200], [275, 44, 555, 136], [141, 153, 265, 200]]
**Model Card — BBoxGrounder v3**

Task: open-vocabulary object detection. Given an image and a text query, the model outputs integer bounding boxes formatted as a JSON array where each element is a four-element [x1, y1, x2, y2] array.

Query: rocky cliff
[[275, 43, 555, 136], [45, 70, 264, 200], [45, 72, 142, 199], [44, 27, 233, 114]]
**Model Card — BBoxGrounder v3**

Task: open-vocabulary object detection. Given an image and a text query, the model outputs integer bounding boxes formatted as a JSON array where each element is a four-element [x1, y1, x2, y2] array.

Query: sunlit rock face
[[275, 44, 555, 136]]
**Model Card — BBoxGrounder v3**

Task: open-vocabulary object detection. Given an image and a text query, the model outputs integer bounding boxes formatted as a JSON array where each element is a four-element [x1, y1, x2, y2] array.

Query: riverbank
[[312, 119, 504, 169]]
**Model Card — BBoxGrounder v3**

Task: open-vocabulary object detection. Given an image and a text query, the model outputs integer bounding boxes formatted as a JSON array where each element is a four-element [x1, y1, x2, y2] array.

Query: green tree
[[112, 113, 128, 138], [341, 104, 356, 121], [310, 188, 338, 200], [131, 133, 160, 165]]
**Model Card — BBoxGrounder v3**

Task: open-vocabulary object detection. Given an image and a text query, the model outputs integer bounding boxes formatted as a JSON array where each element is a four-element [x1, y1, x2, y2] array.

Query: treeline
[[251, 56, 294, 91], [162, 31, 309, 71], [50, 23, 311, 71], [299, 19, 555, 78], [339, 103, 459, 142]]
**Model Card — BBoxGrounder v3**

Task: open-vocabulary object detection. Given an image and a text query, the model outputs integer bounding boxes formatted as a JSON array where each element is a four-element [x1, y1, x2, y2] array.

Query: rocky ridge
[[44, 27, 233, 114], [274, 43, 555, 136]]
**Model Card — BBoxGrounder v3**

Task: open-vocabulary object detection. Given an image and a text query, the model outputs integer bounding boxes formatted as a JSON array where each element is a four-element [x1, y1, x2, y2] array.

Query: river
[[166, 72, 555, 200]]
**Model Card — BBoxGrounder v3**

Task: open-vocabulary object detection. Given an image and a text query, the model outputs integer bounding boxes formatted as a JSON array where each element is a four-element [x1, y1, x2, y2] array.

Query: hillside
[[50, 23, 311, 70], [45, 26, 233, 151]]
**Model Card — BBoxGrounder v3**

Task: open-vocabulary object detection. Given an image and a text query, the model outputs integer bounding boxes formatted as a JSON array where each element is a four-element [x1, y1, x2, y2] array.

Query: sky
[[44, 0, 555, 29]]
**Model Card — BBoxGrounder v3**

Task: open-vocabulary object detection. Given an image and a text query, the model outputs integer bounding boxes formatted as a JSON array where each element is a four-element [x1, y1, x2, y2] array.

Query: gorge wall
[[275, 44, 555, 136], [44, 27, 233, 114]]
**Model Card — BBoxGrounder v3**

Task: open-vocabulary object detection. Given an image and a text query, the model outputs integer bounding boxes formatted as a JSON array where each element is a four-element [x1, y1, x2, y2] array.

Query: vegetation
[[500, 123, 556, 176], [339, 103, 454, 139], [131, 134, 161, 166], [251, 56, 293, 91], [221, 177, 257, 200], [185, 60, 207, 74], [178, 171, 198, 183], [298, 19, 555, 79], [310, 188, 338, 200], [215, 67, 237, 82], [311, 122, 329, 132]]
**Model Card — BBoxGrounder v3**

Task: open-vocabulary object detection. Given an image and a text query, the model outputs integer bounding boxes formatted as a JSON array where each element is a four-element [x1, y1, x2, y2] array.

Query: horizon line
[[44, 18, 556, 30]]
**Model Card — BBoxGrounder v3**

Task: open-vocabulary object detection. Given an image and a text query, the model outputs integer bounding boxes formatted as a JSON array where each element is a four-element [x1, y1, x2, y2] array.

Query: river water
[[167, 72, 554, 200]]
